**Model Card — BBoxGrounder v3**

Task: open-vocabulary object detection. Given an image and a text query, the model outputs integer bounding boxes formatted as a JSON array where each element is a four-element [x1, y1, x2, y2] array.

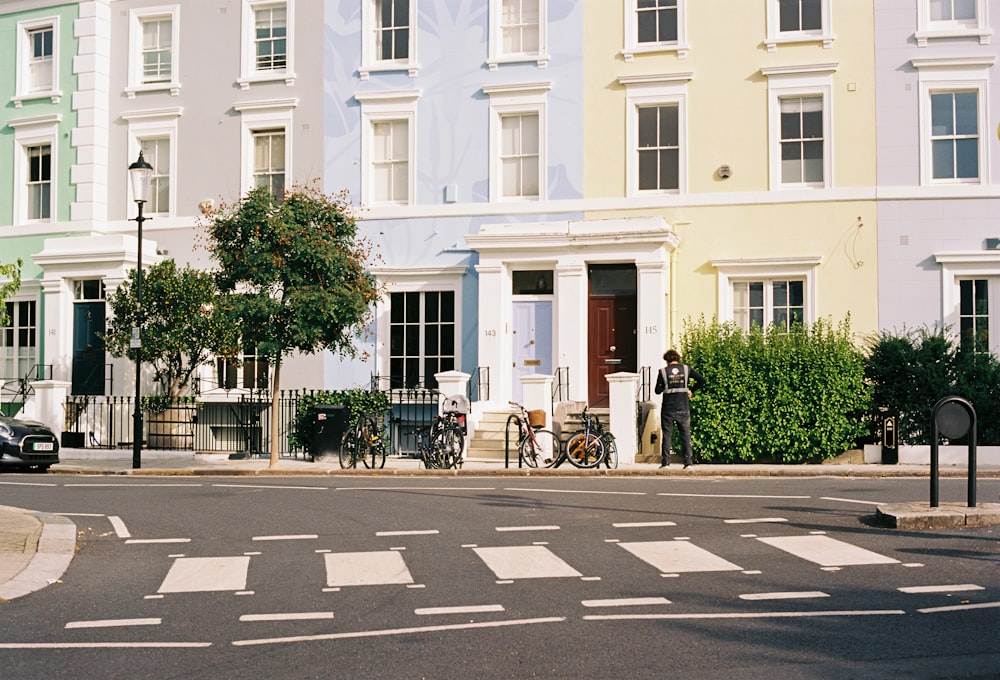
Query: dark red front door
[[587, 265, 637, 407]]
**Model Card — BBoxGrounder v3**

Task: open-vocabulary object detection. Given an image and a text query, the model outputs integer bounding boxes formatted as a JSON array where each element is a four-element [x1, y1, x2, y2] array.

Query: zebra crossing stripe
[[756, 535, 899, 567], [324, 551, 414, 587], [618, 541, 743, 574], [158, 556, 251, 593], [473, 546, 582, 580]]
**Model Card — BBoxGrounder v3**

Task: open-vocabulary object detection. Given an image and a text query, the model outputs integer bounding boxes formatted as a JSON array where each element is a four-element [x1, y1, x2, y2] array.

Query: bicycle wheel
[[357, 415, 386, 469], [339, 423, 358, 469], [433, 424, 463, 469], [519, 429, 560, 468], [566, 432, 604, 469], [601, 432, 618, 469]]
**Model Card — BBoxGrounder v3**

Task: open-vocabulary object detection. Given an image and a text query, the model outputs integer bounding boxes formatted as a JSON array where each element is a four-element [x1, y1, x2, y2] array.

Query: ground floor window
[[216, 346, 269, 391], [733, 279, 804, 331], [389, 291, 455, 389], [960, 278, 991, 352], [1, 300, 37, 381]]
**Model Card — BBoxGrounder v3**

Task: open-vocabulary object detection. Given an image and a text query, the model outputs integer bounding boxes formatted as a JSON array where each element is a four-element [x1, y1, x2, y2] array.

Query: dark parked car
[[0, 415, 60, 472]]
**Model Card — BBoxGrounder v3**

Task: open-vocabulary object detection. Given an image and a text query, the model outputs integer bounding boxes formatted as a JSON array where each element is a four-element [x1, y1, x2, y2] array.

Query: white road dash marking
[[612, 521, 676, 528], [65, 483, 202, 487], [0, 481, 57, 487], [214, 484, 326, 491], [232, 617, 565, 646], [505, 488, 645, 496], [582, 597, 670, 608], [918, 601, 1000, 614], [0, 642, 212, 649], [415, 605, 505, 616], [252, 534, 317, 541], [658, 492, 810, 499], [65, 618, 161, 629], [376, 530, 439, 536], [739, 591, 829, 601], [724, 518, 788, 524], [126, 538, 191, 544], [239, 612, 334, 622], [899, 584, 984, 594], [495, 525, 559, 532], [107, 516, 130, 538], [585, 610, 905, 621], [821, 496, 884, 506]]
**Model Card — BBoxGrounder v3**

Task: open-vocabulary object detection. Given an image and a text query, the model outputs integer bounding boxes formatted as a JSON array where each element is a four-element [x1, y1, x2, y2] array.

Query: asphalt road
[[1, 475, 998, 679]]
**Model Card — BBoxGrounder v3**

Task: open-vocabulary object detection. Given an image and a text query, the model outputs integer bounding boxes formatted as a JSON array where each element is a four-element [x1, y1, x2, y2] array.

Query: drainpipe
[[669, 246, 678, 348]]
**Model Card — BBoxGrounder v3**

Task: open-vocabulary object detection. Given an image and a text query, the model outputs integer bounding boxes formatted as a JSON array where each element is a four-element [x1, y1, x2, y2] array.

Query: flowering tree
[[104, 259, 239, 398], [206, 184, 381, 468]]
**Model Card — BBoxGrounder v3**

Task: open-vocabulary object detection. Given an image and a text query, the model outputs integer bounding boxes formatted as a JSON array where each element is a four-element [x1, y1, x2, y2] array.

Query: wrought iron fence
[[63, 392, 312, 459]]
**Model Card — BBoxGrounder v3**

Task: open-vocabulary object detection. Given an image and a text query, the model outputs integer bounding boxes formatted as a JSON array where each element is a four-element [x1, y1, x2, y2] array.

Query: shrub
[[681, 316, 870, 463], [865, 327, 1000, 445], [289, 388, 390, 458]]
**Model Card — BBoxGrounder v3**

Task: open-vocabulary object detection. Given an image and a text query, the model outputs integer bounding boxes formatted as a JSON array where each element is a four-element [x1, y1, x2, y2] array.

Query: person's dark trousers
[[660, 409, 693, 466]]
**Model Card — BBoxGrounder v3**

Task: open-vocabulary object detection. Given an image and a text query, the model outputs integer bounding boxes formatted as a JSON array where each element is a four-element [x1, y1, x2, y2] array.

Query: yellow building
[[583, 0, 878, 348]]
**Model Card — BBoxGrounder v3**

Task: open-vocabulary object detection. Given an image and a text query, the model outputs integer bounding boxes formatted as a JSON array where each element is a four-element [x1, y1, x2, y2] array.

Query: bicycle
[[410, 425, 445, 469], [590, 411, 618, 469], [507, 401, 560, 468], [565, 406, 607, 469], [431, 394, 468, 469], [339, 408, 387, 469]]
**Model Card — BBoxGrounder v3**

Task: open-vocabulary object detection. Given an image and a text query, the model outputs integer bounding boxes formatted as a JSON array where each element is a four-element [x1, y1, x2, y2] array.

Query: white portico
[[466, 216, 679, 407]]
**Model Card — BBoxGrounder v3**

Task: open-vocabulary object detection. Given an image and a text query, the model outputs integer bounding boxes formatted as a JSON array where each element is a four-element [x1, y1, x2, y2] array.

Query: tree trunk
[[269, 359, 281, 469]]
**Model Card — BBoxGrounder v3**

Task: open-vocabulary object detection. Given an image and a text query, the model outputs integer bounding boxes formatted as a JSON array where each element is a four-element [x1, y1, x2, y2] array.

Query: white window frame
[[234, 99, 297, 193], [936, 251, 1000, 355], [126, 6, 181, 99], [912, 57, 993, 186], [9, 115, 60, 225], [765, 0, 833, 51], [762, 64, 836, 191], [916, 0, 991, 46], [124, 109, 181, 216], [239, 0, 295, 90], [372, 266, 465, 389], [12, 16, 61, 108], [620, 73, 690, 197], [356, 90, 419, 207], [1, 294, 40, 384], [712, 257, 820, 327], [483, 82, 549, 203], [487, 0, 549, 71], [360, 0, 419, 80], [623, 0, 688, 61]]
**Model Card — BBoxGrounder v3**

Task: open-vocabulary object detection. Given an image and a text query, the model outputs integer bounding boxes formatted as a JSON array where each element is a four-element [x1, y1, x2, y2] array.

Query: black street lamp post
[[128, 151, 153, 469]]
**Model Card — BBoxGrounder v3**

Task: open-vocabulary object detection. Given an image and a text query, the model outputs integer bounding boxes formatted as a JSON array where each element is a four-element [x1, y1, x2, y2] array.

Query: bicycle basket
[[527, 409, 546, 428]]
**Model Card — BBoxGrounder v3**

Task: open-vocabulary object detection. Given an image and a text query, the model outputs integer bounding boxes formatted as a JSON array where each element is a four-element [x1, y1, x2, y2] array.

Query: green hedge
[[680, 316, 870, 463], [289, 388, 390, 458], [865, 327, 1000, 445]]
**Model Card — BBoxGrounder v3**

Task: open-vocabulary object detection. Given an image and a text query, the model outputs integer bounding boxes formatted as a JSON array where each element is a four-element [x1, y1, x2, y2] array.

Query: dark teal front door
[[72, 302, 106, 395]]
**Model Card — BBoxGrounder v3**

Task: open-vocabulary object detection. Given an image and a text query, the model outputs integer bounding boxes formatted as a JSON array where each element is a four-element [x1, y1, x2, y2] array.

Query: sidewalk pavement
[[1, 448, 997, 602]]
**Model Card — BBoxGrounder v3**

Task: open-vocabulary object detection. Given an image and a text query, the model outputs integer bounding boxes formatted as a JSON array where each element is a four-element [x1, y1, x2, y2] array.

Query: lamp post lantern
[[128, 150, 153, 469]]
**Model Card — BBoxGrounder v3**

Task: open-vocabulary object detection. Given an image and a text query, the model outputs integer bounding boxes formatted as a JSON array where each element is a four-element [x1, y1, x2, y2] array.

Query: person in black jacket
[[654, 349, 705, 469]]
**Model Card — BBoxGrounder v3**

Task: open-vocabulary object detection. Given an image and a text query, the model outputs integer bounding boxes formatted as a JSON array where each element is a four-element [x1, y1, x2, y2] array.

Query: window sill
[[359, 63, 419, 81], [765, 33, 835, 52], [125, 83, 181, 99], [622, 43, 689, 61], [10, 91, 62, 108], [915, 28, 992, 47], [237, 72, 296, 90], [486, 54, 550, 71]]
